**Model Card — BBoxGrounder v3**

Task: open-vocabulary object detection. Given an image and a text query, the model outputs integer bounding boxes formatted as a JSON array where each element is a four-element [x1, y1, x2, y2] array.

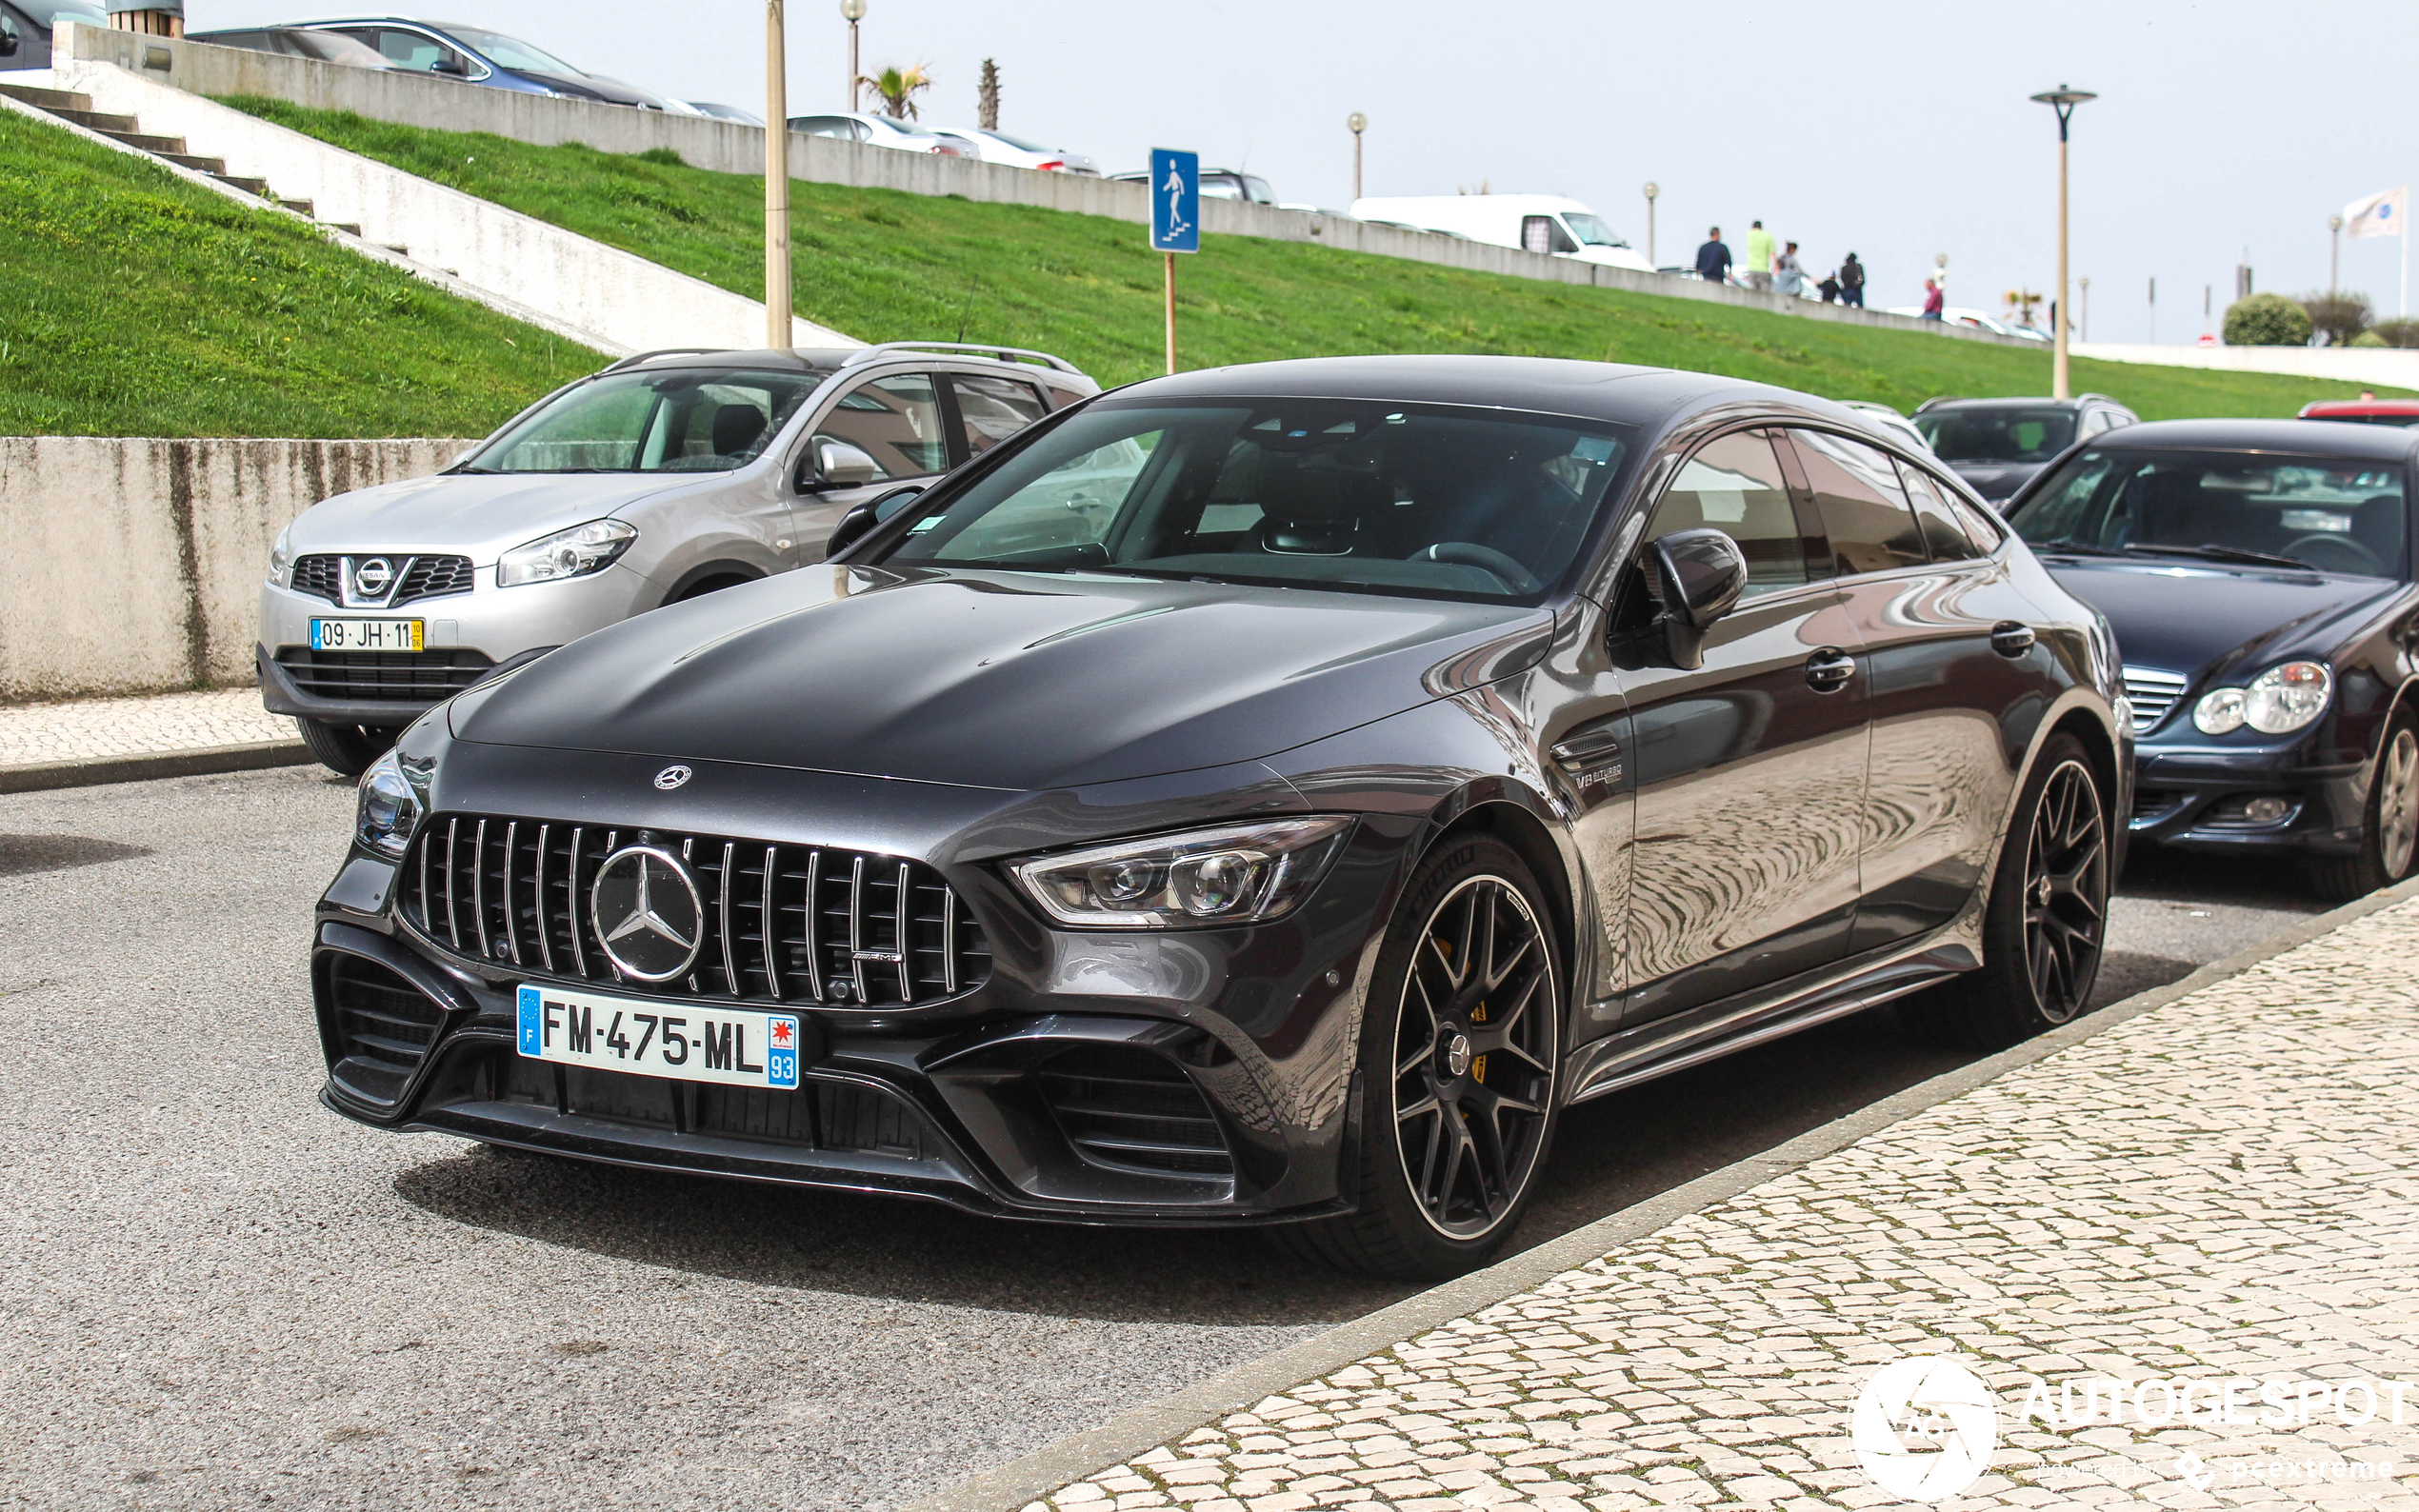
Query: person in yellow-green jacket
[[1742, 221, 1776, 292]]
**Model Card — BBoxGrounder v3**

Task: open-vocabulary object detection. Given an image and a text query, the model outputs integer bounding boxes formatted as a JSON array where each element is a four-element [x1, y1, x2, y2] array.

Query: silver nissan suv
[[259, 343, 1099, 773]]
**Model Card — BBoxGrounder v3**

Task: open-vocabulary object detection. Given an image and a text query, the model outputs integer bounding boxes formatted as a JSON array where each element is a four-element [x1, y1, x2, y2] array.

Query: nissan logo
[[590, 846, 705, 983], [653, 766, 692, 790], [351, 556, 395, 597]]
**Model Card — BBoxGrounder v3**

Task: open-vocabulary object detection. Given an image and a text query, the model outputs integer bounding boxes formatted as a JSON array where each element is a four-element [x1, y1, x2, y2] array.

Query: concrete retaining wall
[[2072, 342, 2419, 389], [0, 436, 469, 702], [53, 22, 2025, 348]]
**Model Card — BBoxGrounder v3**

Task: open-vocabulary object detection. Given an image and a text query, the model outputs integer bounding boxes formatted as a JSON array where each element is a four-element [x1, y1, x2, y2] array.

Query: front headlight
[[2193, 661, 2332, 736], [497, 518, 636, 587], [1010, 816, 1355, 928], [269, 523, 296, 587], [355, 749, 430, 860]]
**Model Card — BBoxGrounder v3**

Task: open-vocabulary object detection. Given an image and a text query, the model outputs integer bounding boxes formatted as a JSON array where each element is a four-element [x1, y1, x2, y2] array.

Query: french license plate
[[310, 617, 424, 652], [515, 984, 801, 1090]]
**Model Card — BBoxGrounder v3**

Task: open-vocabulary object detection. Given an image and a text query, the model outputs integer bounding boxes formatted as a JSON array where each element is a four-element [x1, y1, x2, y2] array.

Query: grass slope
[[0, 106, 599, 438], [222, 98, 2406, 417]]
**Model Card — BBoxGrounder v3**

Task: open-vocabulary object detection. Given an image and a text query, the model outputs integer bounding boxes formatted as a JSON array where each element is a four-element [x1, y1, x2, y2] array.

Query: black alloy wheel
[[1902, 732, 2109, 1050], [296, 717, 397, 778], [1272, 836, 1562, 1279]]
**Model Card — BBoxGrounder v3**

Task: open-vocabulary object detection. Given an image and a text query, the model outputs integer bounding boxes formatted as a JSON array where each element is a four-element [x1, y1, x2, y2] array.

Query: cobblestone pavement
[[1029, 899, 2419, 1512], [0, 688, 294, 766]]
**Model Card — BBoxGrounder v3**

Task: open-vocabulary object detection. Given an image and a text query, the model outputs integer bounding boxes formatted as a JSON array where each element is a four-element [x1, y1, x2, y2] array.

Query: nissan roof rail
[[603, 348, 730, 373], [838, 341, 1084, 374]]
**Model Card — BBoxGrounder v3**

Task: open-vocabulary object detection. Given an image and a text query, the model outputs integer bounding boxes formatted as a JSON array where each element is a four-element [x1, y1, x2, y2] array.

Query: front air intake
[[1037, 1044, 1233, 1178]]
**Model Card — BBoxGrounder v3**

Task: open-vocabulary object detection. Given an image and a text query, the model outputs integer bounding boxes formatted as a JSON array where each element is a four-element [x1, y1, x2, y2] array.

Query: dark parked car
[[0, 0, 105, 71], [1915, 393, 2138, 505], [289, 18, 667, 107], [316, 356, 2128, 1278], [2006, 419, 2418, 899], [186, 26, 396, 69]]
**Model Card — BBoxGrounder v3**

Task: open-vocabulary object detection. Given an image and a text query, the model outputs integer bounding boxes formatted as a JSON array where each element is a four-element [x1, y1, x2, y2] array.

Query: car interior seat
[[711, 403, 769, 459], [2350, 493, 2406, 568]]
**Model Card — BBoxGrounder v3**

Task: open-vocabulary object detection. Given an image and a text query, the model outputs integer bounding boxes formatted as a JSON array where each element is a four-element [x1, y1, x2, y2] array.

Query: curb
[[908, 871, 2419, 1512], [0, 739, 317, 794]]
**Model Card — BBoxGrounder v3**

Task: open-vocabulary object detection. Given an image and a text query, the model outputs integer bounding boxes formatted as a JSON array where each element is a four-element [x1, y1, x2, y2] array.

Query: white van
[[1349, 194, 1654, 273]]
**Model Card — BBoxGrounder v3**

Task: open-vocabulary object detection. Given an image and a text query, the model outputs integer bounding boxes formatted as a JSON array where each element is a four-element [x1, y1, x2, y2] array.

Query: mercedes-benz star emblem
[[590, 846, 704, 982], [653, 766, 692, 791], [352, 556, 394, 597], [1445, 1032, 1473, 1079]]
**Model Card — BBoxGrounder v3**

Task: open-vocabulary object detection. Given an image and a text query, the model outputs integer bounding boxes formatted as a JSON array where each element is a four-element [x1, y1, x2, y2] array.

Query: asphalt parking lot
[[0, 767, 2331, 1510]]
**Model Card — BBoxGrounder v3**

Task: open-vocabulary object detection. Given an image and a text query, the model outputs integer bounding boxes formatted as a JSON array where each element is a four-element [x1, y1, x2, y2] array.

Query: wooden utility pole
[[765, 1, 791, 348]]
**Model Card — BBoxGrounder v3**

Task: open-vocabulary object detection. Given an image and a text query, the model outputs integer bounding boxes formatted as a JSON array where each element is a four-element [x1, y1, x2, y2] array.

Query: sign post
[[1149, 149, 1199, 375]]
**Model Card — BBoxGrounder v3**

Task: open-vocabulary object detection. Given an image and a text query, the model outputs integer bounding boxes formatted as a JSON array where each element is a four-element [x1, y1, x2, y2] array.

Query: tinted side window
[[813, 373, 948, 481], [792, 116, 861, 140], [950, 374, 1050, 457], [1645, 430, 1809, 597], [1791, 428, 1926, 574], [1895, 461, 1983, 563]]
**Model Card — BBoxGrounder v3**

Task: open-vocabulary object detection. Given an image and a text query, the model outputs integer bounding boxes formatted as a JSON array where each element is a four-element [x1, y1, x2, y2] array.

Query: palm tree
[[859, 64, 933, 121]]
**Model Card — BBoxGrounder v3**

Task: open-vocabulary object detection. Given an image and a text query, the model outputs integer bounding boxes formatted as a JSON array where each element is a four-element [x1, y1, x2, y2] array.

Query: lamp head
[[2029, 83, 2096, 108], [1347, 111, 1367, 134], [840, 0, 867, 20], [1643, 181, 1659, 200]]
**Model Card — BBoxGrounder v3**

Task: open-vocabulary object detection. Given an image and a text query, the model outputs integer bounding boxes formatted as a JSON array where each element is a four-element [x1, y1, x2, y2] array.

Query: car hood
[[1943, 458, 2047, 501], [286, 471, 693, 563], [2042, 558, 2398, 683], [521, 70, 659, 106], [450, 567, 1552, 790]]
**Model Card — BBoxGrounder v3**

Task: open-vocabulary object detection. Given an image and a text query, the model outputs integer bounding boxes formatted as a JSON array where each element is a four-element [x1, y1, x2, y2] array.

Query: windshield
[[1915, 407, 2078, 463], [2009, 448, 2408, 578], [1563, 212, 1630, 249], [468, 368, 820, 474], [440, 27, 583, 74], [877, 400, 1631, 605]]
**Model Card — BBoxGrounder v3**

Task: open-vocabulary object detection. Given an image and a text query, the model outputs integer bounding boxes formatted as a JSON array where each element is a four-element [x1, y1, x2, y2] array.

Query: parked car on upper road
[[312, 353, 2128, 1280], [1913, 393, 2139, 506], [260, 342, 1096, 775], [2005, 419, 2418, 899], [0, 0, 105, 71], [1110, 166, 1274, 203], [682, 100, 762, 126], [1349, 194, 1653, 273], [2300, 398, 2419, 428], [1840, 400, 1934, 456], [187, 25, 395, 68], [788, 111, 971, 156], [929, 126, 1096, 174], [290, 18, 664, 106]]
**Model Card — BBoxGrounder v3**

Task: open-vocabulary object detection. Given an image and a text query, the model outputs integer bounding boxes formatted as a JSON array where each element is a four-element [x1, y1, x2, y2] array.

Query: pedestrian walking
[[1921, 277, 1946, 320], [1743, 220, 1775, 292], [1695, 227, 1732, 287], [1816, 269, 1841, 304], [1838, 252, 1866, 308], [1774, 241, 1805, 297]]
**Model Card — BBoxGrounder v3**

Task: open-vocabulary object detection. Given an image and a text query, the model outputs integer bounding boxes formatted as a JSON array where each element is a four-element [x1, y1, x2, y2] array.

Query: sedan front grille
[[290, 553, 477, 607], [2123, 666, 2191, 732], [274, 647, 494, 702], [401, 815, 991, 1008]]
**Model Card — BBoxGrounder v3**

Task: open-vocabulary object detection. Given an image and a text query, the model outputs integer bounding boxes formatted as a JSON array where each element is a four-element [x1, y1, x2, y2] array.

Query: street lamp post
[[765, 0, 791, 348], [1348, 112, 1367, 203], [2029, 84, 2096, 400], [2330, 213, 2344, 297], [1643, 181, 1658, 268], [2079, 275, 2089, 343], [840, 0, 865, 111]]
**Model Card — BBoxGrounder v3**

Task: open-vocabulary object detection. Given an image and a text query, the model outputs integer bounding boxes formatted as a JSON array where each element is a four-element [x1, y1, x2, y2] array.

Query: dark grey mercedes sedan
[[314, 356, 2129, 1277]]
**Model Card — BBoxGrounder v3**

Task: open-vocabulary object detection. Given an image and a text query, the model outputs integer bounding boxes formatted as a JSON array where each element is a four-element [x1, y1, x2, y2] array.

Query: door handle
[[1990, 622, 2037, 658], [1805, 648, 1856, 692]]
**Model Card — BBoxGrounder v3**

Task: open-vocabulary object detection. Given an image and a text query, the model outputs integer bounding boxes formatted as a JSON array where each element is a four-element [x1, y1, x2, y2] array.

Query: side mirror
[[805, 439, 879, 490], [1649, 527, 1748, 670], [823, 485, 929, 560], [431, 55, 469, 75]]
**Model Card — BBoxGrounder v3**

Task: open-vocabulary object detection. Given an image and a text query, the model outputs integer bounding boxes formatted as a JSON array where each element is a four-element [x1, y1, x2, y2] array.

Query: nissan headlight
[[1011, 816, 1355, 928], [497, 518, 636, 587], [355, 749, 430, 860], [269, 523, 296, 587], [2193, 661, 2332, 736]]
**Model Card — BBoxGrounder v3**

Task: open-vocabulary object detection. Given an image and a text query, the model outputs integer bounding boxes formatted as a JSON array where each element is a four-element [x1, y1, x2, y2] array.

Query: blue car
[[290, 17, 669, 108], [0, 1, 108, 71]]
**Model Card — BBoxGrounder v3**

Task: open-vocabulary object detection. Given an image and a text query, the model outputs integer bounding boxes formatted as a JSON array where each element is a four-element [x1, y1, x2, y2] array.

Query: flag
[[2345, 186, 2407, 239]]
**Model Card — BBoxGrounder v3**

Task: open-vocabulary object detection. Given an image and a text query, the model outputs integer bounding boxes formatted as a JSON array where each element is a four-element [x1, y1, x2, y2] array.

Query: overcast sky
[[195, 0, 2419, 342]]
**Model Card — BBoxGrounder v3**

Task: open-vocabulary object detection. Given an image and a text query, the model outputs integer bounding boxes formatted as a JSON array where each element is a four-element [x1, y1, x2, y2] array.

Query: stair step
[[380, 244, 410, 256], [163, 152, 228, 174], [100, 128, 189, 155], [54, 106, 141, 134], [216, 174, 272, 196], [326, 222, 363, 237], [278, 198, 314, 216], [0, 84, 93, 112]]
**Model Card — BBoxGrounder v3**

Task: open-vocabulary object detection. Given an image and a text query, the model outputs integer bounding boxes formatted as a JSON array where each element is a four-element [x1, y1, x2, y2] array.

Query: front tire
[[2310, 708, 2419, 903], [1272, 837, 1562, 1280], [1902, 733, 2110, 1050], [296, 717, 395, 778]]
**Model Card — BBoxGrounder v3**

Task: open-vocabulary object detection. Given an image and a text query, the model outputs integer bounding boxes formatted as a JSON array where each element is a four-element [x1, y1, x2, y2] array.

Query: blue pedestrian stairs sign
[[1150, 149, 1200, 254]]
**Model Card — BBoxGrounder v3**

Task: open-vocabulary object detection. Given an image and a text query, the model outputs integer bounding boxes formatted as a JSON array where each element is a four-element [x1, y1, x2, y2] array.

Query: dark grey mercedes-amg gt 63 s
[[315, 355, 2130, 1277]]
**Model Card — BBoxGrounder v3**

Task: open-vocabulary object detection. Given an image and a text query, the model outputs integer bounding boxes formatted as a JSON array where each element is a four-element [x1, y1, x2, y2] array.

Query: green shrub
[[2352, 330, 2389, 348], [2372, 318, 2419, 349], [2224, 292, 2312, 347]]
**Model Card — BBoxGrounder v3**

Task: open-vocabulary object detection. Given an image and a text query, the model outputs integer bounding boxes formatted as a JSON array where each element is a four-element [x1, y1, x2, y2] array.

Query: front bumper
[[2128, 745, 2368, 859]]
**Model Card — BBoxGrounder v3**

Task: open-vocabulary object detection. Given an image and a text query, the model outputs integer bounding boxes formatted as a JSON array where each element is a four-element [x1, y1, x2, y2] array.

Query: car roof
[[607, 347, 1090, 386], [1921, 394, 2108, 411], [2090, 418, 2419, 460]]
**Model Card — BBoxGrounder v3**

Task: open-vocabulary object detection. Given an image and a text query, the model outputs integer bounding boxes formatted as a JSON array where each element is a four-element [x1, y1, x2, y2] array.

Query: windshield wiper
[[2032, 537, 2129, 558], [2123, 543, 2314, 570]]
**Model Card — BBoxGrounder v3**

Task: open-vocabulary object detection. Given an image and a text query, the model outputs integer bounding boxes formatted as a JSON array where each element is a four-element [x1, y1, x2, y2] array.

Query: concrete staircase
[[2, 81, 325, 222]]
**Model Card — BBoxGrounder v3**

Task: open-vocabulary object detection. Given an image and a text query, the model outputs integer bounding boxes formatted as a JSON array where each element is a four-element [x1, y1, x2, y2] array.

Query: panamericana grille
[[1038, 1044, 1233, 1178], [325, 954, 449, 1109], [2122, 666, 2191, 732], [274, 647, 494, 702], [402, 815, 991, 1008], [290, 553, 477, 607]]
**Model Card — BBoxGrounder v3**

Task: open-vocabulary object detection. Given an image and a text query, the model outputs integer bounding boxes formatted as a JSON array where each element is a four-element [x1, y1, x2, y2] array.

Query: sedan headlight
[[1011, 816, 1355, 928], [269, 523, 297, 587], [2193, 661, 2332, 736], [497, 518, 636, 587], [355, 749, 430, 860]]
